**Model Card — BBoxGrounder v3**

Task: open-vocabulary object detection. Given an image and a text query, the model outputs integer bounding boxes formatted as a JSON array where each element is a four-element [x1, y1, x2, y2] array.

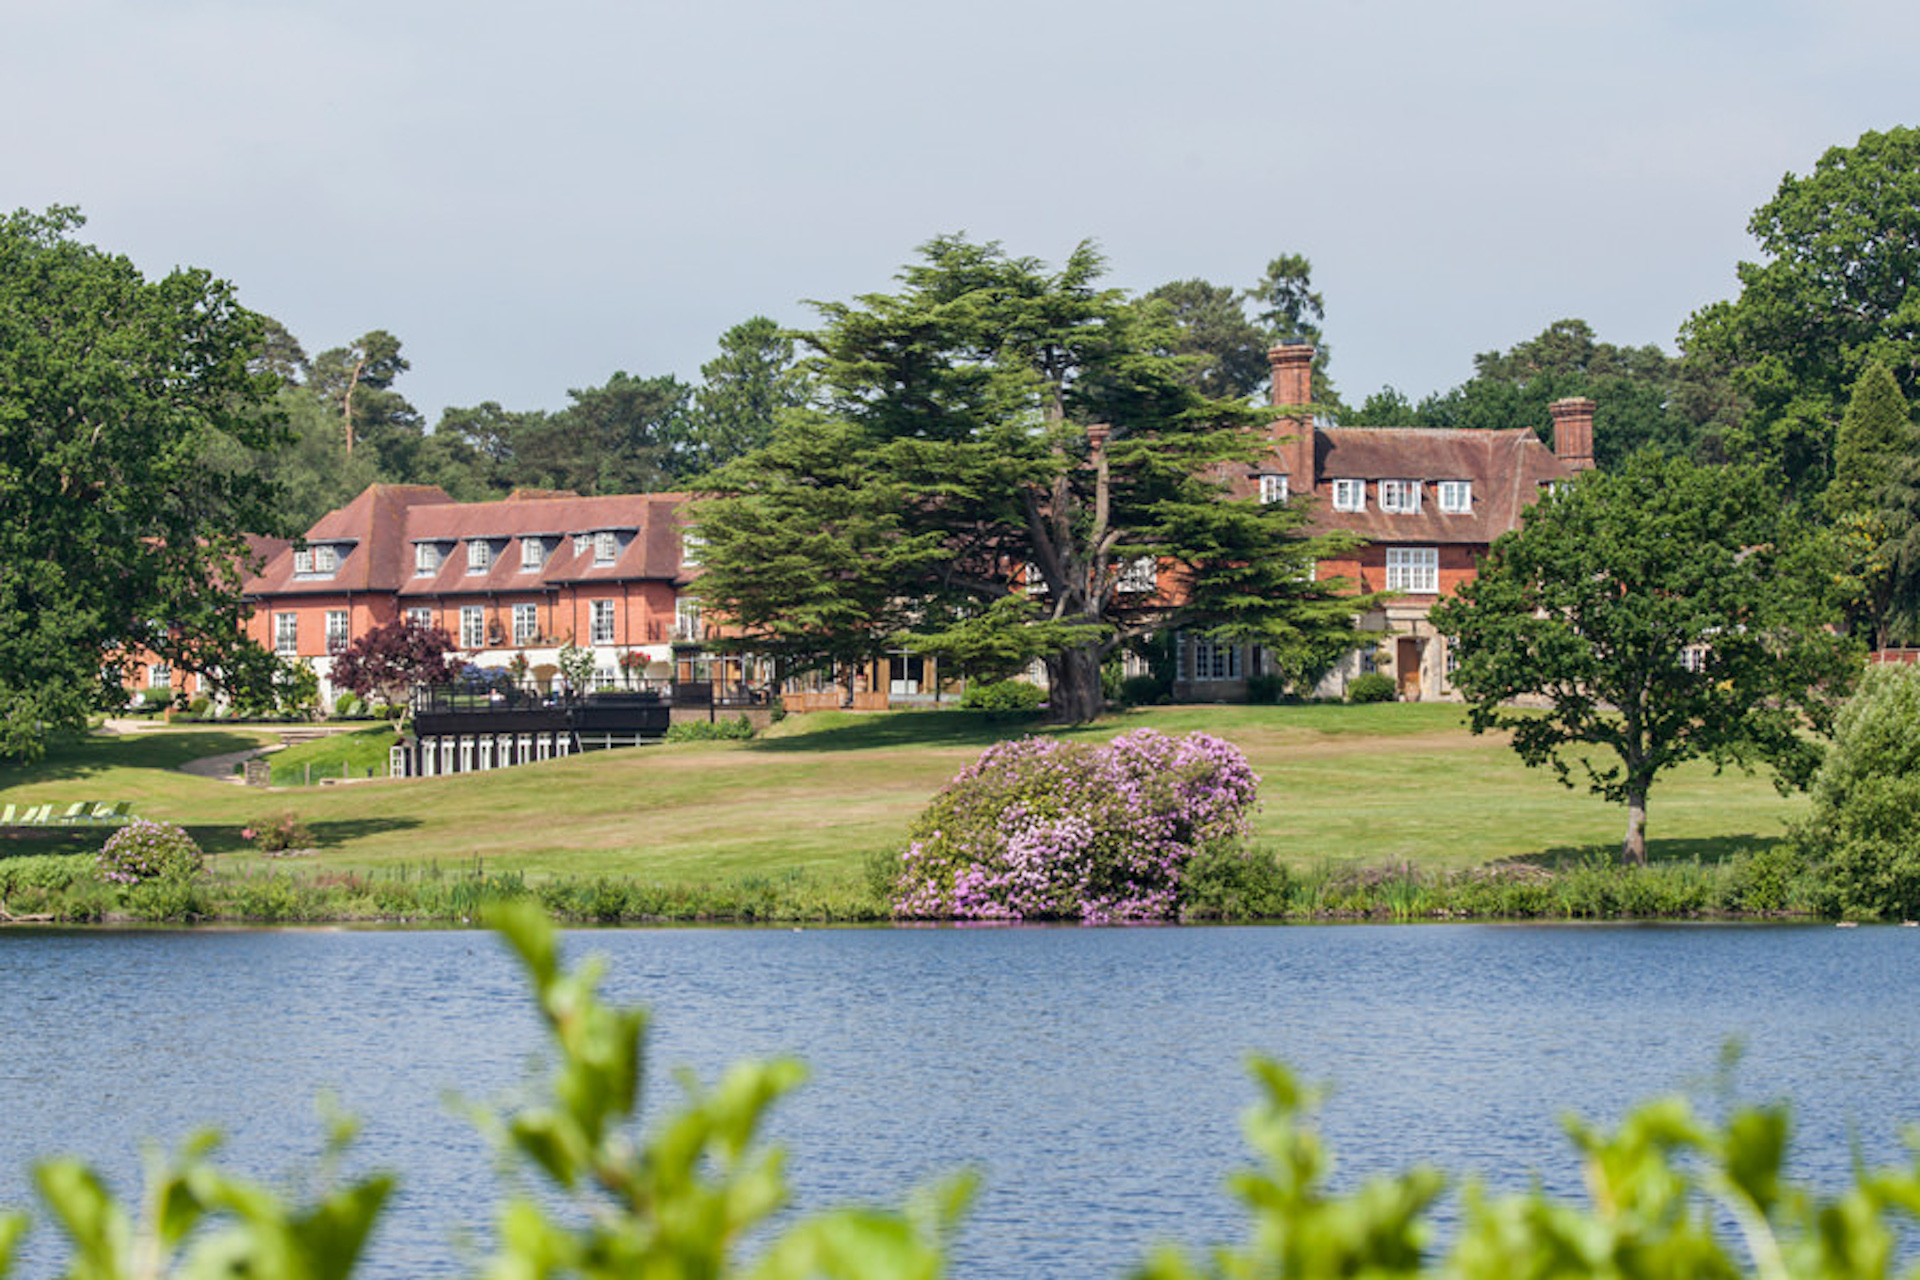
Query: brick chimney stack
[[1269, 343, 1314, 413], [1547, 397, 1596, 472], [1268, 343, 1317, 494]]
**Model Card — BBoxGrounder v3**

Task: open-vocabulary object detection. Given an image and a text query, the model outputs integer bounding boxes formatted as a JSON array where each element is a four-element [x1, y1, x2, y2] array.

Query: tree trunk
[[1048, 646, 1106, 723], [1621, 782, 1649, 866]]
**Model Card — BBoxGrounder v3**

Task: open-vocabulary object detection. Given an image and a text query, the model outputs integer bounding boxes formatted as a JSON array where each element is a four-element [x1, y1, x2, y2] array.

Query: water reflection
[[1, 923, 1915, 1277]]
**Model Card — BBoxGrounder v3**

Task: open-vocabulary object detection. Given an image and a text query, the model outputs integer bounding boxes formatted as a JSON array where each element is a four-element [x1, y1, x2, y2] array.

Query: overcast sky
[[9, 1, 1918, 423]]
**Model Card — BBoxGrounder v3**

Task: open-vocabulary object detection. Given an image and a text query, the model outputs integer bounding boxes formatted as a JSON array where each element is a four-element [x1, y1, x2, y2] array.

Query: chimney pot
[[1547, 397, 1596, 472]]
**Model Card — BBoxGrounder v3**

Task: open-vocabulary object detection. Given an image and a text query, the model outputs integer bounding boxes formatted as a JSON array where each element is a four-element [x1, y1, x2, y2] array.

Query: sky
[[8, 0, 1919, 424]]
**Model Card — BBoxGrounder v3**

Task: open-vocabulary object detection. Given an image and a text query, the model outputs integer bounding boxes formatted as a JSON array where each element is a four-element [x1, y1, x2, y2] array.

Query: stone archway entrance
[[1396, 637, 1422, 701]]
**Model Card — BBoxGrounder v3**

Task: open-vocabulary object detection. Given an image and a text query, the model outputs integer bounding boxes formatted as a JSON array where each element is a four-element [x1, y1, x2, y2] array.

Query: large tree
[[517, 371, 691, 494], [1432, 453, 1857, 864], [693, 235, 1370, 722], [307, 329, 424, 479], [1142, 279, 1271, 402], [1403, 319, 1705, 467], [1682, 126, 1920, 501], [1823, 361, 1920, 649], [684, 316, 811, 477], [0, 207, 284, 758]]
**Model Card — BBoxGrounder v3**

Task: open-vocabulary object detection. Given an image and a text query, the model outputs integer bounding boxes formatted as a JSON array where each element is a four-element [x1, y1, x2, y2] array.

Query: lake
[[3, 922, 1918, 1276]]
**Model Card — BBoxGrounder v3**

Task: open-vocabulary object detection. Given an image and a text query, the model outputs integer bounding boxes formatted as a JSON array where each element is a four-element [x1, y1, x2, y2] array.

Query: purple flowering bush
[[96, 820, 205, 885], [893, 728, 1260, 923]]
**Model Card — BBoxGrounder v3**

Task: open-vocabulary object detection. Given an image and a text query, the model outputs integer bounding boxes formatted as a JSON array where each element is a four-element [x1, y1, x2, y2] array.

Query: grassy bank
[[0, 704, 1813, 921]]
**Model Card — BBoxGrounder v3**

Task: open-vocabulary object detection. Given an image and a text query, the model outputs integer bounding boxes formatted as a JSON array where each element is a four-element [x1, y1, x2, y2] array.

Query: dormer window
[[467, 539, 492, 573], [1259, 475, 1288, 505], [414, 543, 441, 576], [520, 537, 545, 570], [1117, 557, 1157, 593], [297, 544, 341, 577], [1331, 479, 1367, 512], [681, 531, 704, 569], [1379, 479, 1422, 514], [1437, 480, 1472, 514], [594, 531, 618, 565]]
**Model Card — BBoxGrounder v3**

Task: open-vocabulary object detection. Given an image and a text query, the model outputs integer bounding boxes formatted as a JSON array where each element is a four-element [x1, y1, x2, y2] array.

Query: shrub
[[894, 728, 1260, 923], [333, 692, 362, 719], [1180, 844, 1292, 919], [1244, 673, 1286, 705], [1791, 662, 1920, 919], [246, 812, 314, 854], [1118, 674, 1168, 707], [958, 679, 1046, 714], [664, 714, 755, 742], [96, 820, 204, 885], [1347, 671, 1396, 703]]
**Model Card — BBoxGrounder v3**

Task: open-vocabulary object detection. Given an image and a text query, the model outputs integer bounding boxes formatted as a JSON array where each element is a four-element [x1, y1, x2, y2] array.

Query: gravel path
[[98, 718, 280, 784]]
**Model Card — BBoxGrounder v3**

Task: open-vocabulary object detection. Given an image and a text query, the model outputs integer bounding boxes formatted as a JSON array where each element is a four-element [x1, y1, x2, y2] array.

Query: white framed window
[[1379, 479, 1422, 514], [314, 545, 338, 573], [573, 533, 593, 556], [1444, 635, 1461, 680], [1186, 634, 1242, 682], [461, 605, 485, 649], [513, 603, 538, 644], [414, 543, 440, 576], [1259, 474, 1288, 504], [1679, 645, 1708, 673], [1385, 546, 1439, 595], [681, 531, 704, 568], [325, 610, 350, 653], [406, 607, 433, 631], [594, 531, 618, 565], [148, 662, 171, 690], [520, 537, 544, 570], [1331, 479, 1366, 512], [274, 612, 298, 655], [1117, 557, 1157, 593], [590, 600, 616, 644], [675, 597, 702, 642], [293, 548, 315, 575], [1437, 480, 1472, 514], [467, 540, 492, 572], [1023, 561, 1050, 595]]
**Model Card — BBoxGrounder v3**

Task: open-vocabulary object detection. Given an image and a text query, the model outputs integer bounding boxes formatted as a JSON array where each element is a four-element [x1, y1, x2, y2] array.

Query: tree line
[[6, 124, 1920, 768]]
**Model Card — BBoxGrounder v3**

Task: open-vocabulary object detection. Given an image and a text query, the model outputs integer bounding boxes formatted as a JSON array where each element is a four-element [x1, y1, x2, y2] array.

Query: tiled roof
[[1253, 425, 1578, 547], [246, 486, 691, 598], [1312, 428, 1571, 545]]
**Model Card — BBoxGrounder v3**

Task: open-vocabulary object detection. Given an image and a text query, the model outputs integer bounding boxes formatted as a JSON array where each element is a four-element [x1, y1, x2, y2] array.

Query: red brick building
[[1174, 344, 1593, 701], [241, 485, 699, 705]]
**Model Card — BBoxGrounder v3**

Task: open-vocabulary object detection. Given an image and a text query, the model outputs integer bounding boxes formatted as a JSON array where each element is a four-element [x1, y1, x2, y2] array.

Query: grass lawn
[[0, 704, 1807, 887]]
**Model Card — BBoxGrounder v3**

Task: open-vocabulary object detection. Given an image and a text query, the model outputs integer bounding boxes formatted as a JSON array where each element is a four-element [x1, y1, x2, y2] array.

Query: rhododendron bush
[[893, 729, 1260, 922]]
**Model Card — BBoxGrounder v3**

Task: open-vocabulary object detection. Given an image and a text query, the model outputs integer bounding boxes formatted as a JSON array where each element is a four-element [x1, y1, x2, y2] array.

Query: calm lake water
[[3, 923, 1918, 1276]]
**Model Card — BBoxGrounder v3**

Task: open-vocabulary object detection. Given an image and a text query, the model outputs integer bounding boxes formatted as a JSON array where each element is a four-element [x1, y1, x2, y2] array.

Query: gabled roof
[[248, 485, 455, 596], [1303, 427, 1573, 545], [246, 486, 692, 599]]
